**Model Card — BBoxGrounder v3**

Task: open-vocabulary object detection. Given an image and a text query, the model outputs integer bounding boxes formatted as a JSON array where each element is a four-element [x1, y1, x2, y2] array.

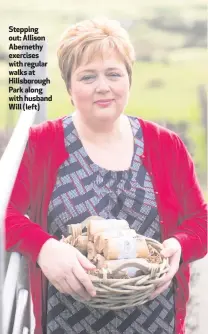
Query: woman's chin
[[93, 107, 121, 122]]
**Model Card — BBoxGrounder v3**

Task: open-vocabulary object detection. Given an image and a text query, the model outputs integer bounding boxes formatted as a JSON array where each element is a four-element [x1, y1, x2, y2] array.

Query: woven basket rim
[[65, 228, 169, 309], [86, 236, 168, 282]]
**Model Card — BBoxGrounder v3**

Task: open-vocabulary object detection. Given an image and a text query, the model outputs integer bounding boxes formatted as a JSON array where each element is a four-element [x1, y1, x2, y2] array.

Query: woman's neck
[[72, 112, 127, 145]]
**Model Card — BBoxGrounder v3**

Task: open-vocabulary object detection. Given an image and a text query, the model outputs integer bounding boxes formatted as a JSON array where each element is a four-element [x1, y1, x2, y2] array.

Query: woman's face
[[70, 50, 130, 124]]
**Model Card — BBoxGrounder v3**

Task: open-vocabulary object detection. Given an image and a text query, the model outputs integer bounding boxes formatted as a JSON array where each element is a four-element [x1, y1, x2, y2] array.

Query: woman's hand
[[150, 237, 181, 300], [37, 238, 96, 300]]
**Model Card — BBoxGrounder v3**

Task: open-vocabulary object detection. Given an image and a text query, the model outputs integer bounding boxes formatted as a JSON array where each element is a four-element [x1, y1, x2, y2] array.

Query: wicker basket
[[63, 222, 169, 310]]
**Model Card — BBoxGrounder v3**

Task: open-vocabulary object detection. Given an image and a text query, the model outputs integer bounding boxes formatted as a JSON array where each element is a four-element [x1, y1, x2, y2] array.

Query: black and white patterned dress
[[46, 115, 175, 334]]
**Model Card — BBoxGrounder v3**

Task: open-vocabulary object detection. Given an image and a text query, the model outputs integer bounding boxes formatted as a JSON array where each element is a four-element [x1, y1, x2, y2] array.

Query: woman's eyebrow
[[77, 69, 96, 75], [77, 67, 122, 75], [106, 67, 122, 71]]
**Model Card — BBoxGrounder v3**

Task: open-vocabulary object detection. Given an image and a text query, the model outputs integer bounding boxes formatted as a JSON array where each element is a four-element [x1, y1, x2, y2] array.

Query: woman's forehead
[[75, 51, 125, 72]]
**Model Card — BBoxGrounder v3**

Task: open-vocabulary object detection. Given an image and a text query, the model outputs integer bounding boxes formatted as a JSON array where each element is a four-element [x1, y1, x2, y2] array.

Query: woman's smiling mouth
[[94, 99, 114, 107]]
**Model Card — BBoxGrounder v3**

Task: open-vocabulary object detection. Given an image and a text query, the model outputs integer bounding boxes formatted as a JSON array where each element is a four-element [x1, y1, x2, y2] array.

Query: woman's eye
[[81, 75, 95, 81], [108, 73, 121, 77]]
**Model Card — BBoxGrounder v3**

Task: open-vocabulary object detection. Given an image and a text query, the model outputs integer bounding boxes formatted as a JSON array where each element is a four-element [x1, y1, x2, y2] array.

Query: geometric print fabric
[[47, 115, 175, 333]]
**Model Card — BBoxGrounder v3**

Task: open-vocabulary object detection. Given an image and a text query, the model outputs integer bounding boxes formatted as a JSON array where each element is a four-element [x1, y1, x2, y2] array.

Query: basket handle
[[111, 259, 152, 276]]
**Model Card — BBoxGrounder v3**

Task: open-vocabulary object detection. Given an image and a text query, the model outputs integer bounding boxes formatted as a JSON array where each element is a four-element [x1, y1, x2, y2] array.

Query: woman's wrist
[[37, 238, 58, 266]]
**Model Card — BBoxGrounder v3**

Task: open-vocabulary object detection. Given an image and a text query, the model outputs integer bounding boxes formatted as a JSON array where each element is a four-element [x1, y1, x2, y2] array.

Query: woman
[[6, 18, 207, 334]]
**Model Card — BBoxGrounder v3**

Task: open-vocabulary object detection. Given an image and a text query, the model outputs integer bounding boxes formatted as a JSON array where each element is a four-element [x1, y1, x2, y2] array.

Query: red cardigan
[[5, 117, 207, 334]]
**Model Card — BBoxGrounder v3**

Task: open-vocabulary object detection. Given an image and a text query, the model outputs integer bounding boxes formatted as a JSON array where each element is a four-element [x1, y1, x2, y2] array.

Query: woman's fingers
[[165, 251, 180, 279], [148, 238, 182, 300], [52, 278, 73, 295], [169, 252, 180, 272], [158, 250, 180, 285], [37, 240, 97, 299], [76, 250, 96, 270], [150, 248, 180, 299], [150, 280, 172, 300], [52, 277, 88, 300], [72, 264, 96, 297], [65, 271, 92, 300]]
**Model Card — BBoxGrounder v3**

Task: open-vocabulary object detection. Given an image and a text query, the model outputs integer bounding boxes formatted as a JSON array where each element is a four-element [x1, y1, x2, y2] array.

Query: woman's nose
[[95, 76, 110, 93]]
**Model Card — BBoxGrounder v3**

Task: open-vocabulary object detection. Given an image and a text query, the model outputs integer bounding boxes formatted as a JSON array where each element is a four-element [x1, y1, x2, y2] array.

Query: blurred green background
[[0, 0, 207, 195]]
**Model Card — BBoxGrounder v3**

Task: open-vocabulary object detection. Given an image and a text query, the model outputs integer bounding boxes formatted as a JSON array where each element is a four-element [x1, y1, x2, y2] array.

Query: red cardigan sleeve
[[5, 127, 54, 263], [171, 136, 207, 263]]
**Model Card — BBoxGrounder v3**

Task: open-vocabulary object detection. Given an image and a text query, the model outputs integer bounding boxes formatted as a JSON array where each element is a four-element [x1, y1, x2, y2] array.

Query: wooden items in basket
[[61, 216, 169, 310]]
